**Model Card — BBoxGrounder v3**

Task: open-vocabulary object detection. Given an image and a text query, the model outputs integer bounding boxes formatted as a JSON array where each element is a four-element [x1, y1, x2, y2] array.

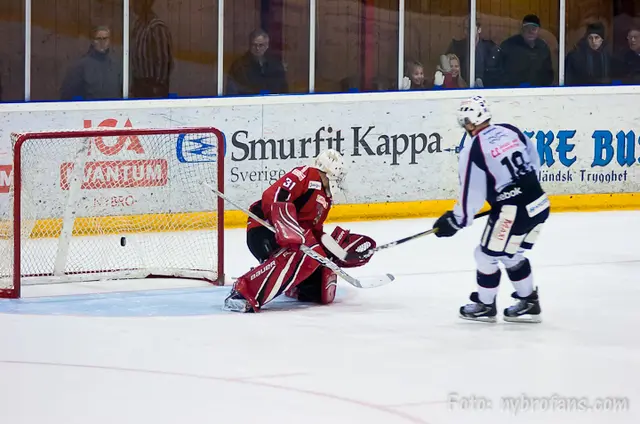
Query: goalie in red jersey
[[224, 149, 377, 313]]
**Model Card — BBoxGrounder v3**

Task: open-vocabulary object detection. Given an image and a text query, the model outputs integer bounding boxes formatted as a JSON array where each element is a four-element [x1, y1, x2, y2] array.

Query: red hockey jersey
[[248, 166, 332, 235]]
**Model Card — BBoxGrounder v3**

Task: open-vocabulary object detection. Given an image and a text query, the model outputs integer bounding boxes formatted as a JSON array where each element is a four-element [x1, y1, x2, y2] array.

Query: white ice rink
[[1, 210, 639, 424]]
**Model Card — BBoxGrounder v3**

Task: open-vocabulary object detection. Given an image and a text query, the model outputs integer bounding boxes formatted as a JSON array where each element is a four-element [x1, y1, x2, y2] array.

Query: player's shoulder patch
[[291, 166, 309, 181], [308, 180, 322, 190]]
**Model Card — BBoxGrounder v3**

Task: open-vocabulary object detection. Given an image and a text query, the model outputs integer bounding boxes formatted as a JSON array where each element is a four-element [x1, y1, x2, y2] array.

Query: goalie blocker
[[224, 150, 376, 313]]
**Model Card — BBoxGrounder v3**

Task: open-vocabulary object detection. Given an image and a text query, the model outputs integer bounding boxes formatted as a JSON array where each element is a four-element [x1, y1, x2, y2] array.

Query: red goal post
[[0, 127, 225, 299]]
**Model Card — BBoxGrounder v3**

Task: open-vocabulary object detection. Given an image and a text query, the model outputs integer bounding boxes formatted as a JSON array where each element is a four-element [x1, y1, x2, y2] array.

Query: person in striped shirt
[[130, 0, 174, 98]]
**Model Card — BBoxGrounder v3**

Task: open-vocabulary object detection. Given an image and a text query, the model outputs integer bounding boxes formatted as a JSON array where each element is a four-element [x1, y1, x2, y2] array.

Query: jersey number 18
[[500, 151, 529, 179]]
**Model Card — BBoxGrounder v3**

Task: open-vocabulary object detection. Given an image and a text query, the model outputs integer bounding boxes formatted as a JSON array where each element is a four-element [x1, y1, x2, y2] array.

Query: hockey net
[[0, 127, 225, 298]]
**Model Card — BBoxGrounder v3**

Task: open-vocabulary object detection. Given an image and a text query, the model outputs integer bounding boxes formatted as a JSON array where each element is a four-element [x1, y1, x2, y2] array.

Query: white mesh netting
[[0, 128, 223, 297]]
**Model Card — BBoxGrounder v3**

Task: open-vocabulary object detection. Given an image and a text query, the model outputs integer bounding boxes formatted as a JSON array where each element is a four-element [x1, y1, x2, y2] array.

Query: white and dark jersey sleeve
[[452, 137, 487, 228]]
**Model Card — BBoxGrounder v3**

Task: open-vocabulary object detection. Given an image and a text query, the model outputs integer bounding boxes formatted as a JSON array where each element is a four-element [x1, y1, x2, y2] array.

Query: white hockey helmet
[[457, 95, 492, 127], [313, 149, 346, 181]]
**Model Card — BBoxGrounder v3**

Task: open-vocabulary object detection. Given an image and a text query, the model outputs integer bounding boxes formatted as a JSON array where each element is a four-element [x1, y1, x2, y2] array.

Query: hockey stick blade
[[300, 244, 394, 288], [203, 181, 395, 289], [345, 209, 492, 261], [359, 273, 396, 288]]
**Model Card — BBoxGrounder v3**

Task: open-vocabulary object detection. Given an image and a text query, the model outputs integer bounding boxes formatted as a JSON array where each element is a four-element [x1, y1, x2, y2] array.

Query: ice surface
[[1, 211, 639, 423]]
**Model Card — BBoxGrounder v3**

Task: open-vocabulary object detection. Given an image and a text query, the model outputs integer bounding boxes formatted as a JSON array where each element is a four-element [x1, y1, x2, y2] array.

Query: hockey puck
[[120, 237, 126, 247]]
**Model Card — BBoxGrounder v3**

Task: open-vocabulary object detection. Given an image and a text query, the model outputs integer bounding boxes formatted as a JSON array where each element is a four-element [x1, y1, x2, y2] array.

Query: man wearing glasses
[[616, 26, 640, 84], [226, 29, 289, 95], [60, 26, 122, 101]]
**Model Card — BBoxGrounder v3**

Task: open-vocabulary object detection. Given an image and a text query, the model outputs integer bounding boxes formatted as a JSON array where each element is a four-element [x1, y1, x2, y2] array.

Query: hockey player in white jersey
[[433, 95, 550, 323]]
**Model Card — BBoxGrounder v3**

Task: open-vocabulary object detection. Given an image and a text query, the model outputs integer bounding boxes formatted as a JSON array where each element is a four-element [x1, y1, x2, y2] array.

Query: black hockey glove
[[433, 210, 461, 238]]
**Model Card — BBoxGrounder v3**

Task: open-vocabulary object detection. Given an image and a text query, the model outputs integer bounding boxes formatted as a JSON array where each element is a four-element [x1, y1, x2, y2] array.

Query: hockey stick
[[344, 209, 492, 261], [203, 182, 395, 289]]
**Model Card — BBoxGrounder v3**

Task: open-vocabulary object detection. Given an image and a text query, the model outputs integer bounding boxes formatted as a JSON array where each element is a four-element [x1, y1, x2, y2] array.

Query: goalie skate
[[223, 291, 253, 313]]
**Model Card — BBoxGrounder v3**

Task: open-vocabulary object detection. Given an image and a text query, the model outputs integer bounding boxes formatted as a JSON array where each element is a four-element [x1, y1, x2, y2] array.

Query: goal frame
[[0, 127, 225, 299]]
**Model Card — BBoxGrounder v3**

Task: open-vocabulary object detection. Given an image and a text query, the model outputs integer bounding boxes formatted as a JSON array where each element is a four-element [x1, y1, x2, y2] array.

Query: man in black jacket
[[499, 14, 554, 87], [60, 26, 122, 100], [615, 26, 640, 84], [565, 22, 612, 86], [446, 19, 503, 87], [226, 29, 288, 95]]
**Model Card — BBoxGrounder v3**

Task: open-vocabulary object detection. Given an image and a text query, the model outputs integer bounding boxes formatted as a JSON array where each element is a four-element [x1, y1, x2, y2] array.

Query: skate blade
[[459, 314, 497, 323], [503, 314, 542, 323]]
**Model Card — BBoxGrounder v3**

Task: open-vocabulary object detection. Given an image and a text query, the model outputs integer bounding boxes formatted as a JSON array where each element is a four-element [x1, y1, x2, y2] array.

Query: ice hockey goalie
[[223, 149, 377, 313]]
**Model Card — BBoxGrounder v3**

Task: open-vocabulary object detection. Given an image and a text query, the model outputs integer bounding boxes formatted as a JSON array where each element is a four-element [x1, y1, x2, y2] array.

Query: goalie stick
[[203, 182, 395, 289], [343, 210, 492, 262]]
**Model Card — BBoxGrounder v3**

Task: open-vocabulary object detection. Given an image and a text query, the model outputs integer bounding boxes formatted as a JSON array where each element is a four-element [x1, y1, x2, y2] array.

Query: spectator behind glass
[[499, 14, 554, 87], [399, 60, 428, 90], [615, 27, 640, 84], [446, 18, 502, 87], [60, 26, 122, 101], [565, 22, 612, 86], [433, 54, 467, 89], [226, 29, 288, 95], [130, 0, 174, 98]]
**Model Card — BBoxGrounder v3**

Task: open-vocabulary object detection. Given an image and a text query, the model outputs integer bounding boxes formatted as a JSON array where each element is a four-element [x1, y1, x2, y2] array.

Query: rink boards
[[2, 190, 639, 239], [0, 85, 639, 234]]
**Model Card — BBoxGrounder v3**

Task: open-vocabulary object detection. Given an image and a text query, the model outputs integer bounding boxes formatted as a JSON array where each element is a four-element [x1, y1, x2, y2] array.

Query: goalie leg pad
[[233, 234, 326, 312], [289, 266, 337, 304], [320, 267, 338, 304]]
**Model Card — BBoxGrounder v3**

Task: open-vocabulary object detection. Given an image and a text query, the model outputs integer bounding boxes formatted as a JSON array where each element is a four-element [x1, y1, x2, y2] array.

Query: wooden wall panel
[[224, 0, 260, 62], [315, 0, 362, 93], [0, 0, 25, 101], [164, 0, 219, 97], [281, 0, 309, 93], [20, 0, 261, 100], [222, 0, 260, 93], [403, 0, 469, 84], [476, 0, 559, 45], [1, 0, 632, 101], [370, 0, 399, 89], [30, 0, 124, 101]]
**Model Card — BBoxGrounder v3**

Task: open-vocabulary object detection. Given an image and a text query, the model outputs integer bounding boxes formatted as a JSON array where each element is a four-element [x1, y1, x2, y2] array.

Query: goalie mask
[[313, 149, 346, 183]]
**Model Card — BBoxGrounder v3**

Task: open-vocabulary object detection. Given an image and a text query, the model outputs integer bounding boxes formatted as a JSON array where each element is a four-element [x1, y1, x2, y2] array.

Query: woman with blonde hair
[[433, 53, 468, 89]]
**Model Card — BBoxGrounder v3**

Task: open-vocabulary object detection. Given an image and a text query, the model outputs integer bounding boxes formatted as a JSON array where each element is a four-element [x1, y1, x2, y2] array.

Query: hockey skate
[[223, 290, 254, 313], [503, 287, 541, 323], [459, 292, 497, 323]]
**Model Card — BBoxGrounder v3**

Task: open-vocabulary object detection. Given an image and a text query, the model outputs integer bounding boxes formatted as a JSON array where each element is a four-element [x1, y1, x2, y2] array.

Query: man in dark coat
[[60, 26, 122, 100], [499, 14, 554, 87], [565, 22, 612, 86], [226, 29, 288, 95], [615, 26, 640, 84], [446, 19, 503, 87]]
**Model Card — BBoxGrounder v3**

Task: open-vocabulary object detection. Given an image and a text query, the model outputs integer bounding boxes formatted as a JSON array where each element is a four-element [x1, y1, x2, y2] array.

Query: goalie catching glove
[[321, 226, 376, 267]]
